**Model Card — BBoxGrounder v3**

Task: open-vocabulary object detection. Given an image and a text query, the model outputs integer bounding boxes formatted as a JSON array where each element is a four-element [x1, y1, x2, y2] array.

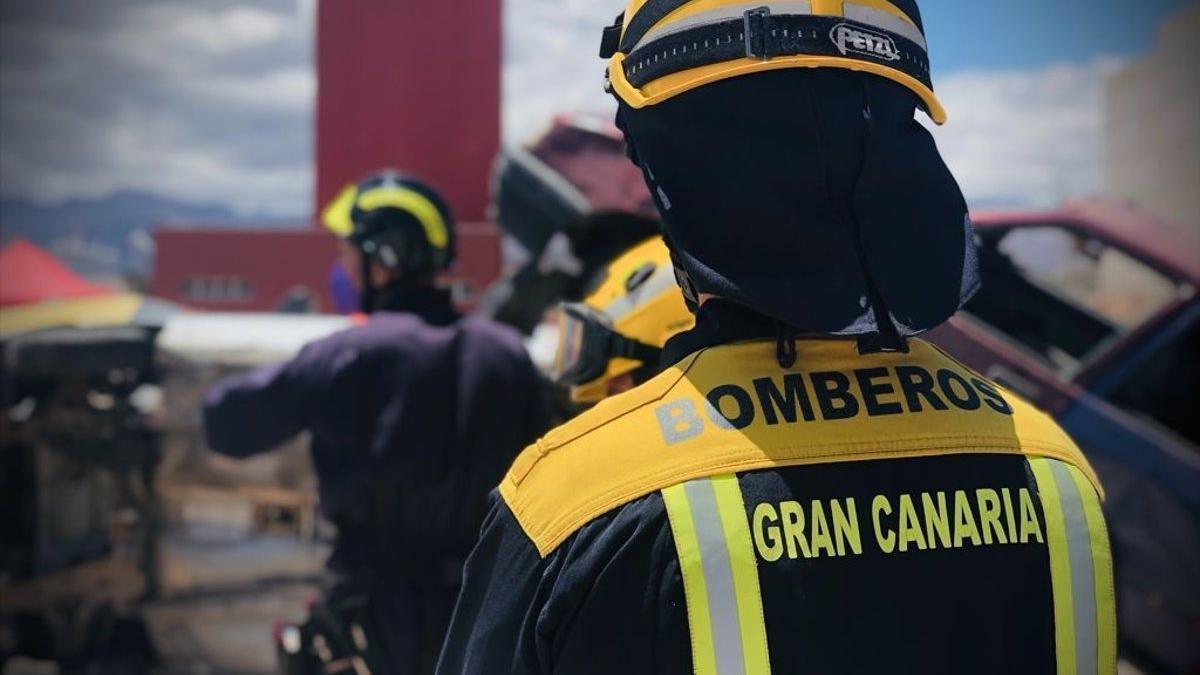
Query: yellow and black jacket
[[437, 302, 1116, 675]]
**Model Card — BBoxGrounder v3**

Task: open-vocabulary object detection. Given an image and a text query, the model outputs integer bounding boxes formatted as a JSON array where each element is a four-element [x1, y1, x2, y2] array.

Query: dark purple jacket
[[203, 291, 547, 573]]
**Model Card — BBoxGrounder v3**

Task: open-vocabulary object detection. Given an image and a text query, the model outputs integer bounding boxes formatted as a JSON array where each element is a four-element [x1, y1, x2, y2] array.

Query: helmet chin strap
[[359, 248, 378, 314], [845, 79, 907, 356], [359, 250, 435, 314]]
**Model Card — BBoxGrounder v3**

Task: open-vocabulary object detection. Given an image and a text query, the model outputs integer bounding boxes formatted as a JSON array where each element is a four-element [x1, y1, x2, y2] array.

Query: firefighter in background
[[437, 1, 1116, 673], [204, 170, 547, 674], [550, 236, 693, 404]]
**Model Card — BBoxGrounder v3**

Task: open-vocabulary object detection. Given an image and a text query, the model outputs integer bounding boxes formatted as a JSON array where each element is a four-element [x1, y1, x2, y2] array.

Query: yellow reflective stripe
[[663, 482, 719, 675], [845, 0, 916, 26], [1067, 465, 1117, 675], [844, 1, 925, 46], [623, 0, 653, 35], [664, 476, 772, 675], [810, 0, 844, 15], [321, 183, 359, 238], [650, 0, 789, 41], [710, 475, 772, 675], [354, 185, 450, 248], [1029, 457, 1077, 675], [1053, 460, 1099, 675]]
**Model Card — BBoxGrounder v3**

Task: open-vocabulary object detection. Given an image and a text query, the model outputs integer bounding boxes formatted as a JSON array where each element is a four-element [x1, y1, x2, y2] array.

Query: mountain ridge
[[0, 191, 307, 282]]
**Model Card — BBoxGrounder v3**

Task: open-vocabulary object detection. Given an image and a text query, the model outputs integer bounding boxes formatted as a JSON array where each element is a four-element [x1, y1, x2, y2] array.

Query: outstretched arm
[[202, 344, 326, 458]]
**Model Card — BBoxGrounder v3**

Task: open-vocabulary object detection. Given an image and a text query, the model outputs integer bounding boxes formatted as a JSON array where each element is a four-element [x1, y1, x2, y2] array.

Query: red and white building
[[152, 0, 502, 313]]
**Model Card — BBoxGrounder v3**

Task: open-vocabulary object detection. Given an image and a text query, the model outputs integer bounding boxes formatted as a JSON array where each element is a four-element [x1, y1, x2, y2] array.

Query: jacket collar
[[660, 299, 779, 367], [373, 284, 459, 326]]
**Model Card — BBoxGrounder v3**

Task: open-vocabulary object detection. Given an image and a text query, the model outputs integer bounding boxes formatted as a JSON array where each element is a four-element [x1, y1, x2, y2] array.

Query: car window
[[1105, 318, 1200, 447], [964, 225, 1179, 376], [998, 228, 1177, 329]]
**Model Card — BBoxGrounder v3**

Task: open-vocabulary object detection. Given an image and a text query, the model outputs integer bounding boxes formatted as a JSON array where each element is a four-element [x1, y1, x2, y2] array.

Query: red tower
[[153, 0, 503, 313], [315, 0, 502, 221]]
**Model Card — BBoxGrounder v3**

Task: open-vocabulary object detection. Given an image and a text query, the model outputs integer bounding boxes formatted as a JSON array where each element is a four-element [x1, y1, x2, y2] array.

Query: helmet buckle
[[743, 7, 774, 60]]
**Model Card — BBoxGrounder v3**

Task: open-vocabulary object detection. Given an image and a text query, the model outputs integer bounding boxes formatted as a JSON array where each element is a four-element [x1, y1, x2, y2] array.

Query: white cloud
[[925, 59, 1123, 208], [502, 0, 619, 144], [123, 4, 288, 56], [0, 0, 314, 216], [201, 67, 314, 111]]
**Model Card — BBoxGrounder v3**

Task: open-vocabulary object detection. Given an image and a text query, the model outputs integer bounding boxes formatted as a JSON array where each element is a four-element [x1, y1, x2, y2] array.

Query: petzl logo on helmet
[[830, 23, 900, 62]]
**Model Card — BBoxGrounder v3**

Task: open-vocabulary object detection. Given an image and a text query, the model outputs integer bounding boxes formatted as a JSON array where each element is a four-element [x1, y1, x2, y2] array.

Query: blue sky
[[924, 0, 1189, 72]]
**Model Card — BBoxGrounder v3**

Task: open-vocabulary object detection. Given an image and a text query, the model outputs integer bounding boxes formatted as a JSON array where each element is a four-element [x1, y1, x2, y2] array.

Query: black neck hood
[[618, 69, 979, 349], [661, 299, 778, 366], [371, 284, 459, 326]]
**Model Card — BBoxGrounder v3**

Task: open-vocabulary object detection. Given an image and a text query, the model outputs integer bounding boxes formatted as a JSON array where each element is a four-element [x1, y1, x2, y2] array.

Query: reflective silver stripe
[[1050, 460, 1099, 675], [685, 479, 748, 675], [635, 1, 813, 50], [601, 262, 678, 322], [632, 0, 925, 54], [842, 3, 926, 49]]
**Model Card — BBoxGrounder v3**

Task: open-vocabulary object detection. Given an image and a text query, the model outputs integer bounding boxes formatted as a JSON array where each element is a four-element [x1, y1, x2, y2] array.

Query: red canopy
[[0, 238, 109, 307]]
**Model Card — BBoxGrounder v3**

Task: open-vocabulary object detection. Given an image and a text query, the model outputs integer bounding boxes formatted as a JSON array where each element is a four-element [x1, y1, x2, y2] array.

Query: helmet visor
[[551, 303, 614, 387], [551, 302, 665, 389]]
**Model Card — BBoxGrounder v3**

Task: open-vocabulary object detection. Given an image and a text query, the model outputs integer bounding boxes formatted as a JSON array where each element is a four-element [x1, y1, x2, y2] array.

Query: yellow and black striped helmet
[[322, 170, 456, 276], [553, 237, 694, 403], [600, 0, 945, 124]]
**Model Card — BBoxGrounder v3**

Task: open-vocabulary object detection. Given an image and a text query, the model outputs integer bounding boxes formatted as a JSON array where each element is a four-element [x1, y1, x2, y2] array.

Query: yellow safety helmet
[[321, 170, 456, 274], [599, 0, 946, 124], [552, 237, 694, 403]]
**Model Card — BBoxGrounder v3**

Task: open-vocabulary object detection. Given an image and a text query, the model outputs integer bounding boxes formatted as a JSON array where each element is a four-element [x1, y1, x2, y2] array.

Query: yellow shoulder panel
[[502, 338, 1099, 557]]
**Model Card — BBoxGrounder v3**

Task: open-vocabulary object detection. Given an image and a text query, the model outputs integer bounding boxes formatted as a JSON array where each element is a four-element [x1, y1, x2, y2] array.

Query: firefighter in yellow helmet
[[437, 2, 1115, 673], [551, 236, 694, 403], [205, 170, 547, 674]]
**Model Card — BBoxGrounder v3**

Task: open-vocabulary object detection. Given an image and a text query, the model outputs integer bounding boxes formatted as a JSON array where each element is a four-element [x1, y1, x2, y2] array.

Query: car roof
[[971, 198, 1200, 286]]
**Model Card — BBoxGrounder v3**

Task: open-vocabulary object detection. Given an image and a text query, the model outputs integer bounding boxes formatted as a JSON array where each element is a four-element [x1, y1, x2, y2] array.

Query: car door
[[1058, 303, 1200, 673], [926, 315, 1078, 412], [929, 221, 1161, 413]]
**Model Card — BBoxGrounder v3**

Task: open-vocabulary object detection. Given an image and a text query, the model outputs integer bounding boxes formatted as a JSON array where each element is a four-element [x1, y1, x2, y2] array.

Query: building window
[[181, 276, 254, 303]]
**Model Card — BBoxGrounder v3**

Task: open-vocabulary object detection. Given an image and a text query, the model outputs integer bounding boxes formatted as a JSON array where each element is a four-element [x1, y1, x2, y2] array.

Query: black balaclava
[[617, 68, 978, 351], [355, 206, 454, 315]]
